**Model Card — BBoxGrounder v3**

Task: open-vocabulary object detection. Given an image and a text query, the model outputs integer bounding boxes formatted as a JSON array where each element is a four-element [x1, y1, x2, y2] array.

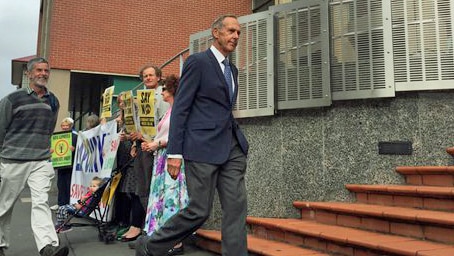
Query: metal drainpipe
[[179, 54, 184, 76], [40, 0, 52, 57]]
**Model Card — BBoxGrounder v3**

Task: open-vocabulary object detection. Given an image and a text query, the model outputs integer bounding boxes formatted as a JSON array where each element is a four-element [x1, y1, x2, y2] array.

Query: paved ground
[[4, 186, 217, 256]]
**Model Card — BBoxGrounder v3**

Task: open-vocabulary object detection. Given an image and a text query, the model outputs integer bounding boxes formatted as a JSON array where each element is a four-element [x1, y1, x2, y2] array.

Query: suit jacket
[[167, 49, 249, 164]]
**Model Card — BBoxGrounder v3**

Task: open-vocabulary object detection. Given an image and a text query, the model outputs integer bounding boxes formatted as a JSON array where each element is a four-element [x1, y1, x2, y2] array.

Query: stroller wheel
[[105, 233, 115, 244], [98, 232, 105, 242]]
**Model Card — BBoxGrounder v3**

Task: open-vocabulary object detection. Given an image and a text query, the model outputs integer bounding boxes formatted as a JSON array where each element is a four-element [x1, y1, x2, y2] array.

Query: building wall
[[47, 0, 251, 76], [48, 69, 71, 131], [204, 91, 454, 228]]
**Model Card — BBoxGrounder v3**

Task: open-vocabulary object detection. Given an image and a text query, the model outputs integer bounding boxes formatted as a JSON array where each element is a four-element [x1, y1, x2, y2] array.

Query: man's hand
[[141, 141, 158, 152], [130, 146, 137, 157], [129, 132, 143, 142], [119, 132, 129, 142], [167, 158, 182, 180]]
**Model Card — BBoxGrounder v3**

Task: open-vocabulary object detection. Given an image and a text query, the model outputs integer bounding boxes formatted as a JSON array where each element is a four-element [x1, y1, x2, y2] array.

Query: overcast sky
[[0, 1, 40, 99]]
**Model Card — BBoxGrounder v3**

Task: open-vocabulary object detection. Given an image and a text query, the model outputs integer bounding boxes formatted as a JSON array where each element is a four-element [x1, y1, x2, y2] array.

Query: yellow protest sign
[[122, 91, 137, 133], [51, 131, 73, 168], [101, 86, 115, 119], [136, 89, 155, 140]]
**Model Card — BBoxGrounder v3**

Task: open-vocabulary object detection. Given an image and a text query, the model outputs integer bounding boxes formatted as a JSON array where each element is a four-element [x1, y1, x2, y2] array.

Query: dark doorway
[[69, 72, 113, 131]]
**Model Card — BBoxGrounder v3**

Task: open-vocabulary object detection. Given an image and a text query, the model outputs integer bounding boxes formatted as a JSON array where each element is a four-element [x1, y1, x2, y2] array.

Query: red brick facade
[[45, 0, 251, 76]]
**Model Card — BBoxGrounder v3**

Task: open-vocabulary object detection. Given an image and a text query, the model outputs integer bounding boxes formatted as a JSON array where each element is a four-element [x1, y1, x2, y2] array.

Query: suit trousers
[[137, 136, 248, 256], [0, 159, 59, 251]]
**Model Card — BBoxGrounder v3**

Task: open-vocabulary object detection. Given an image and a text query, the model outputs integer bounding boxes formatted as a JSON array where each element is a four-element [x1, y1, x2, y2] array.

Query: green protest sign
[[51, 131, 73, 168]]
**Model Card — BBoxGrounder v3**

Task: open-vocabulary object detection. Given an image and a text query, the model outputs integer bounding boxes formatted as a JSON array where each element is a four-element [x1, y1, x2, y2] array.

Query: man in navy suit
[[135, 14, 249, 256]]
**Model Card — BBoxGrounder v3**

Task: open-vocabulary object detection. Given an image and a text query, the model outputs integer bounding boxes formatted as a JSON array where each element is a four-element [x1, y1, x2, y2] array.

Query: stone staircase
[[194, 149, 454, 255]]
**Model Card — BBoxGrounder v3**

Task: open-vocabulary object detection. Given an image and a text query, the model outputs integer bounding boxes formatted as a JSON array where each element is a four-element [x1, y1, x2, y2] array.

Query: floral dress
[[143, 108, 189, 236]]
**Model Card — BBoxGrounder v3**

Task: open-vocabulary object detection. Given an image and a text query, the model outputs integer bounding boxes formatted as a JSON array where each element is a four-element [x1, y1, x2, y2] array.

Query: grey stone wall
[[204, 91, 454, 229]]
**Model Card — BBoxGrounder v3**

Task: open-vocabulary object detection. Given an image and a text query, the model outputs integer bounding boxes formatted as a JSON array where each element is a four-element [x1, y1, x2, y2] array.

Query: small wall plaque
[[378, 141, 412, 155]]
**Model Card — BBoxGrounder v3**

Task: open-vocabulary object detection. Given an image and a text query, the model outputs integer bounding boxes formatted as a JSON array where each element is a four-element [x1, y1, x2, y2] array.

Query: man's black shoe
[[134, 236, 148, 256], [167, 245, 184, 256], [39, 244, 69, 256]]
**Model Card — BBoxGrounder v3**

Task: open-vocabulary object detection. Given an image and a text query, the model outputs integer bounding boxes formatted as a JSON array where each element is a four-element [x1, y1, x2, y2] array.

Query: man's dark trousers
[[136, 136, 248, 256]]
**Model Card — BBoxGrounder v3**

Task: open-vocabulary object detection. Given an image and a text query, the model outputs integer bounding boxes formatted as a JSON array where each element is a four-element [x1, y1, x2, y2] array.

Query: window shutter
[[189, 30, 212, 55], [233, 12, 275, 118], [392, 0, 454, 91], [271, 0, 331, 109], [329, 0, 395, 99]]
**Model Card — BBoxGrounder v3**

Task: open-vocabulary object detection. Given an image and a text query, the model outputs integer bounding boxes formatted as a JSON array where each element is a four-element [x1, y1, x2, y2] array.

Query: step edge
[[345, 184, 454, 197], [293, 201, 454, 226], [246, 217, 454, 255], [195, 229, 327, 255], [396, 166, 454, 174]]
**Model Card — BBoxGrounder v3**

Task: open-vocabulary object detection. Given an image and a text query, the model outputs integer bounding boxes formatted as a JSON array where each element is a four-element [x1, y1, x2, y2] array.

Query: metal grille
[[392, 0, 454, 91], [189, 32, 213, 55], [272, 0, 331, 109], [233, 12, 274, 117], [189, 13, 275, 118], [330, 0, 394, 99]]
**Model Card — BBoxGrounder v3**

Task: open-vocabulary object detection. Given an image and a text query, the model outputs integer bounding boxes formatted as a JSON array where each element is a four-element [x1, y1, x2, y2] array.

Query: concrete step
[[345, 184, 454, 211], [247, 217, 454, 256], [396, 166, 454, 187], [195, 229, 329, 256], [446, 147, 454, 157], [294, 201, 454, 244]]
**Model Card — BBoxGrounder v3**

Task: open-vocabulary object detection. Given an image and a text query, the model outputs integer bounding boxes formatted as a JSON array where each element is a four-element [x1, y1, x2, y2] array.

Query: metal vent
[[329, 0, 395, 100], [233, 12, 274, 117], [272, 0, 331, 109], [392, 0, 454, 91], [190, 33, 213, 55], [378, 141, 413, 155]]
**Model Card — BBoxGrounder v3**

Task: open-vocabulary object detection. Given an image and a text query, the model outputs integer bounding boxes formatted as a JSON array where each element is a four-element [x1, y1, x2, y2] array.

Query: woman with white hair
[[50, 117, 78, 211]]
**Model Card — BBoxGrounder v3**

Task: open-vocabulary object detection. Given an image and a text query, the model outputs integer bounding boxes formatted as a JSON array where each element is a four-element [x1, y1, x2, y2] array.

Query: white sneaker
[[50, 204, 59, 211]]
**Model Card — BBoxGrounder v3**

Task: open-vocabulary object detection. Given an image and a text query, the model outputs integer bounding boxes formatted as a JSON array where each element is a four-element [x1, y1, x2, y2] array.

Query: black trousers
[[129, 193, 145, 228], [114, 191, 131, 227], [57, 168, 72, 206]]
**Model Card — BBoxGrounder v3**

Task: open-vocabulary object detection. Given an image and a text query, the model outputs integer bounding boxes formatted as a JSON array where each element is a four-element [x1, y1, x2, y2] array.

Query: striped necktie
[[223, 58, 233, 102]]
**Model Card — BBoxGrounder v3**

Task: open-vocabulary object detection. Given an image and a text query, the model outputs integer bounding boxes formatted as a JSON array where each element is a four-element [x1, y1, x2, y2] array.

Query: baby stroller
[[54, 176, 116, 243], [55, 158, 134, 244]]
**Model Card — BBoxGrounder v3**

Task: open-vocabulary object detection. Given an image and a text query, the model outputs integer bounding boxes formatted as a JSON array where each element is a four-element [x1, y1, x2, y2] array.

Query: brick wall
[[48, 0, 251, 76]]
